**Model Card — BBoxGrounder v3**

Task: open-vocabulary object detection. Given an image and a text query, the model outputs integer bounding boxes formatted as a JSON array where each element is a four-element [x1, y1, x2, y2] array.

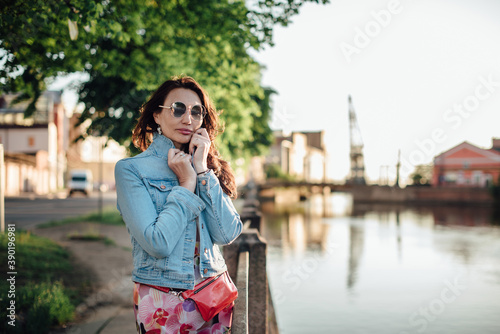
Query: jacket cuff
[[169, 186, 206, 214], [197, 169, 219, 192]]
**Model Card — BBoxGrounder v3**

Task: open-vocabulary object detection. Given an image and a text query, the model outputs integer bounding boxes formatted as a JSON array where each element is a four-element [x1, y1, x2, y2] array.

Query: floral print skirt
[[134, 282, 233, 334]]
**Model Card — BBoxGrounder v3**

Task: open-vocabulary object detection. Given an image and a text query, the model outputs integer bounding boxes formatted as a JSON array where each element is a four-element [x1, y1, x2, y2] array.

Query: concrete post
[[232, 251, 249, 334], [240, 207, 262, 232], [225, 229, 268, 334], [247, 230, 268, 334]]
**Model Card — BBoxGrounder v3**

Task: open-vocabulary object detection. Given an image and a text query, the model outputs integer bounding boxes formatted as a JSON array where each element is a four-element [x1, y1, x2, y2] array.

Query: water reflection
[[347, 223, 364, 290], [261, 194, 332, 254], [352, 202, 500, 227], [262, 192, 500, 334]]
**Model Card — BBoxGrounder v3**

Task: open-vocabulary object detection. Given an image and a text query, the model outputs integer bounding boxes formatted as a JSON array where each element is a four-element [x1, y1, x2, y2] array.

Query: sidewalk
[[34, 222, 136, 334]]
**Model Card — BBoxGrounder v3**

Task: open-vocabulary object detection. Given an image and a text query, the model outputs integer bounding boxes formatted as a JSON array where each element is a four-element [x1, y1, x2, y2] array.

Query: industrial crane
[[348, 95, 366, 184]]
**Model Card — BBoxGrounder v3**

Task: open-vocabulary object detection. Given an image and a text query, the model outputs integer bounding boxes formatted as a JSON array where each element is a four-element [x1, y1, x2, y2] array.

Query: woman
[[115, 76, 242, 333]]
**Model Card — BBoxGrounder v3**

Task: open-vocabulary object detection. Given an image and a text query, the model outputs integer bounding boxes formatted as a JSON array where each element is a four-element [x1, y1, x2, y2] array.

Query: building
[[266, 130, 328, 182], [0, 91, 68, 195], [432, 138, 500, 187], [66, 113, 126, 191], [0, 92, 127, 196]]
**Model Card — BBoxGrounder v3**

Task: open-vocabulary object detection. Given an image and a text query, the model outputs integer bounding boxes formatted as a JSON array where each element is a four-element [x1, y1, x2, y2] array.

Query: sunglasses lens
[[172, 102, 187, 117], [169, 102, 205, 121], [191, 105, 203, 121]]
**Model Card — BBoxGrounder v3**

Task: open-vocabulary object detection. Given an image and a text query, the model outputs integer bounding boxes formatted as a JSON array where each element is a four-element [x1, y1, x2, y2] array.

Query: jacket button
[[204, 268, 208, 274], [161, 185, 166, 189], [201, 180, 206, 186], [204, 248, 208, 254]]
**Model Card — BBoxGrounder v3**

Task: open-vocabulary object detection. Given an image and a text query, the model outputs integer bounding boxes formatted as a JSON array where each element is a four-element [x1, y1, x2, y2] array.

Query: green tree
[[1, 0, 328, 160], [409, 164, 433, 185]]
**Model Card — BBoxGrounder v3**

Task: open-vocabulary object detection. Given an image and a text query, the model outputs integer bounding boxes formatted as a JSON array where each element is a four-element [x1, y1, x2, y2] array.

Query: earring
[[157, 126, 162, 135]]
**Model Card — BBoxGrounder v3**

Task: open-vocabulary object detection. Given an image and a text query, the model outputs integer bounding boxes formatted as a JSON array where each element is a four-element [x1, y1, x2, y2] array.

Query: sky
[[251, 0, 500, 184], [51, 0, 500, 185]]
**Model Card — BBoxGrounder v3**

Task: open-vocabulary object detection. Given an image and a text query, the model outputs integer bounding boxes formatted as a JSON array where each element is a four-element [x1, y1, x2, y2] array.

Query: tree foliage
[[409, 164, 433, 185], [1, 0, 328, 160]]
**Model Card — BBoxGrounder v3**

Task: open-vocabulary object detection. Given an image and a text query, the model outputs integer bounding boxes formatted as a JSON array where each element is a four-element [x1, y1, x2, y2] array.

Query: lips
[[177, 129, 192, 135]]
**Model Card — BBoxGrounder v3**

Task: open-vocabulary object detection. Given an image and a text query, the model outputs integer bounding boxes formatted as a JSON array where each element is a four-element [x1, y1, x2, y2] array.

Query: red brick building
[[433, 138, 500, 187]]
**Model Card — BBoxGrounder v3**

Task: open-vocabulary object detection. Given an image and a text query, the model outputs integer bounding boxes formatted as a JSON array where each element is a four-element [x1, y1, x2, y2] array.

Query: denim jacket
[[115, 133, 242, 290]]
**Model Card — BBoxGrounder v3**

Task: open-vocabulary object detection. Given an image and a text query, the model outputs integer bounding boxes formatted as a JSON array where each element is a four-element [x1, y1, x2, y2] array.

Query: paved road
[[3, 191, 118, 229]]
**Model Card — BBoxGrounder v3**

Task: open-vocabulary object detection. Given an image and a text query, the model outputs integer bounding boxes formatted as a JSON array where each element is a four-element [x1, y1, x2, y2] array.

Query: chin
[[173, 136, 191, 146], [179, 135, 192, 143]]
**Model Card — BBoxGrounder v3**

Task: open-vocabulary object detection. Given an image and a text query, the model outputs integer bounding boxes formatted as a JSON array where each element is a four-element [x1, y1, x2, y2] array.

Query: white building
[[0, 91, 68, 195], [266, 130, 328, 183]]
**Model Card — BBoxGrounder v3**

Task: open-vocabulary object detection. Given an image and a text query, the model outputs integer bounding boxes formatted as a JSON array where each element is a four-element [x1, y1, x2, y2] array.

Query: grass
[[67, 226, 116, 246], [0, 231, 93, 333], [39, 207, 125, 228]]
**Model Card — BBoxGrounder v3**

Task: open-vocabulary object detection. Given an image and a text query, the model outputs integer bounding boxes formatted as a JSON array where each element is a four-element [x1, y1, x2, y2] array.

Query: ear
[[153, 112, 159, 123]]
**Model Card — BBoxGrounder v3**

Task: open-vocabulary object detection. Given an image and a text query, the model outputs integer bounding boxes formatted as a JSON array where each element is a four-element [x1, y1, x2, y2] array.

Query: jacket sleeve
[[115, 159, 206, 258], [196, 170, 243, 245]]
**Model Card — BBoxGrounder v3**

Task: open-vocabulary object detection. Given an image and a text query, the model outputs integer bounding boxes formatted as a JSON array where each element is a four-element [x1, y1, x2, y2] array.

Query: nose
[[181, 108, 192, 124]]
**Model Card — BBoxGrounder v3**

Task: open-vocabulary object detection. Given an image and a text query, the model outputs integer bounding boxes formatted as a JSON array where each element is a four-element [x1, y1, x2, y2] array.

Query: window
[[472, 171, 482, 185]]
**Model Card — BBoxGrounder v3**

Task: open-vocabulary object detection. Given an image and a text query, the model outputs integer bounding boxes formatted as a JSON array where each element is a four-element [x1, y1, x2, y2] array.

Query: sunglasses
[[159, 102, 206, 122]]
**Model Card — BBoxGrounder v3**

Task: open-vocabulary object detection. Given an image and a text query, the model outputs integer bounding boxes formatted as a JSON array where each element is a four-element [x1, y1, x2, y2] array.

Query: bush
[[22, 282, 74, 333], [265, 163, 297, 182], [0, 231, 81, 333]]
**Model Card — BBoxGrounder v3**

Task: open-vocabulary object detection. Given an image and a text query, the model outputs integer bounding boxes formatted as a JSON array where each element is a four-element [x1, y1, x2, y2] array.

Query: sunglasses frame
[[158, 102, 207, 122]]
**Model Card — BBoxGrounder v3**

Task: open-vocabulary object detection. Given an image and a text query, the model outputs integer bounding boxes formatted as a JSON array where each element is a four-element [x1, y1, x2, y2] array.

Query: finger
[[178, 153, 193, 167], [168, 148, 179, 160], [170, 151, 189, 166], [195, 128, 209, 139], [189, 140, 196, 155], [193, 132, 210, 145]]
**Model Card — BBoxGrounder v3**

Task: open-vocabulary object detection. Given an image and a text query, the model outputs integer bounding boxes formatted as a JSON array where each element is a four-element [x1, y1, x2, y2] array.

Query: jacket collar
[[149, 132, 176, 158]]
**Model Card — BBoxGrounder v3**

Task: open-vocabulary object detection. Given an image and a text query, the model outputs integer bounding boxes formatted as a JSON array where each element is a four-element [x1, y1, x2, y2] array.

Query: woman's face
[[154, 88, 204, 149]]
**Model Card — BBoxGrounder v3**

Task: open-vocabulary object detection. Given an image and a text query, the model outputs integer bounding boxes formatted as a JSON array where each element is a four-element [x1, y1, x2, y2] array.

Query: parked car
[[68, 169, 93, 196]]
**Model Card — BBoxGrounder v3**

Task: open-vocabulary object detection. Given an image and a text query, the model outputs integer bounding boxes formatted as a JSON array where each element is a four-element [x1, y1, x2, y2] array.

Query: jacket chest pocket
[[146, 179, 176, 212]]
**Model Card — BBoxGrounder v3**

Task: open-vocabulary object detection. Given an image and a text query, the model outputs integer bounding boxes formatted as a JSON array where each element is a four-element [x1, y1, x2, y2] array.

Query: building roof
[[0, 91, 63, 127], [434, 141, 500, 167], [272, 130, 326, 151]]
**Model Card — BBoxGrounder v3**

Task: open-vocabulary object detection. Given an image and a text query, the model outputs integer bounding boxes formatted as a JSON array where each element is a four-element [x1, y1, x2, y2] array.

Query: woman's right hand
[[168, 148, 196, 192]]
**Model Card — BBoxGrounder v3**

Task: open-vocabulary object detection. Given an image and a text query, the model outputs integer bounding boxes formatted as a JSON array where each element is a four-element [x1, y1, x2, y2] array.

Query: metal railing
[[225, 183, 279, 334]]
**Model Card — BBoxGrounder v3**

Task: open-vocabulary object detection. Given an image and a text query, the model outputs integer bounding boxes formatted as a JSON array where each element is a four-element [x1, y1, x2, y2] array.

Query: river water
[[261, 193, 500, 334]]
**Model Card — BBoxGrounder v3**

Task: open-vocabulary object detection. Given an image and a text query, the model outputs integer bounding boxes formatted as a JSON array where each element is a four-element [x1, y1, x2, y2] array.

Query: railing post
[[225, 229, 268, 334], [247, 230, 268, 334], [232, 251, 249, 334], [240, 206, 262, 231]]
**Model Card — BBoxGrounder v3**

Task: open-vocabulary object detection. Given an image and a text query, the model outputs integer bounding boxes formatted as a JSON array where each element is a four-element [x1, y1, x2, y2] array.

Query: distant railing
[[224, 183, 279, 334]]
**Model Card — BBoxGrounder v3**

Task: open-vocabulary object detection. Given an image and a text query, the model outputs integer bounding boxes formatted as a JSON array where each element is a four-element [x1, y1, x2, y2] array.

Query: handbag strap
[[193, 273, 224, 294]]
